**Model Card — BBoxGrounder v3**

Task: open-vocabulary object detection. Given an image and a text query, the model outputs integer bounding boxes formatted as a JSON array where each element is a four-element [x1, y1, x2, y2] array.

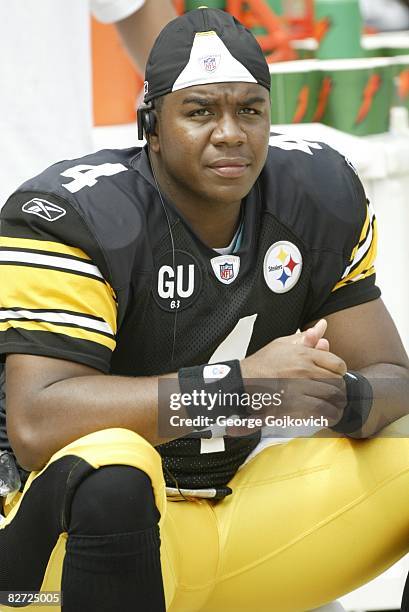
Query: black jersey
[[0, 134, 380, 488]]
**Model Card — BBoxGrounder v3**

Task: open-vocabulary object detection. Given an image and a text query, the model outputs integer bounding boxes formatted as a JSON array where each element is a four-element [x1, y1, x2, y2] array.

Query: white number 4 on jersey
[[269, 134, 322, 156], [61, 163, 128, 193]]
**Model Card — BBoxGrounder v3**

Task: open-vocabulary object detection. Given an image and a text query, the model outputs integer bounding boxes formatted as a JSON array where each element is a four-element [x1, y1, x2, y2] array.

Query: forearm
[[18, 372, 190, 471], [355, 363, 409, 437], [115, 0, 176, 72]]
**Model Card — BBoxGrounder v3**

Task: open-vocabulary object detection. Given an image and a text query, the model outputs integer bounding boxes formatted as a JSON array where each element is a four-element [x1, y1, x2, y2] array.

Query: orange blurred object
[[171, 1, 314, 62], [292, 84, 310, 122], [92, 17, 143, 126], [227, 0, 297, 62], [312, 75, 332, 121], [399, 69, 409, 100], [314, 16, 331, 42], [173, 0, 185, 13], [355, 73, 382, 124], [282, 0, 314, 39]]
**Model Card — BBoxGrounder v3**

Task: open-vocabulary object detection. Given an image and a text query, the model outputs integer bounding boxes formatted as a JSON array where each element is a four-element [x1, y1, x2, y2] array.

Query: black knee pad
[[67, 465, 160, 535]]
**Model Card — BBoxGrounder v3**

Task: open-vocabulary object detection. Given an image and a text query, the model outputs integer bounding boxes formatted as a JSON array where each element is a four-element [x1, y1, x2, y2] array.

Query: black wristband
[[178, 360, 246, 426], [331, 371, 373, 435]]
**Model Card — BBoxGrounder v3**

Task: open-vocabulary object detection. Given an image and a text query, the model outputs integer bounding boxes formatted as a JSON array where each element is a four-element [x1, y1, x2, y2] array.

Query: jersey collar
[[130, 146, 157, 190]]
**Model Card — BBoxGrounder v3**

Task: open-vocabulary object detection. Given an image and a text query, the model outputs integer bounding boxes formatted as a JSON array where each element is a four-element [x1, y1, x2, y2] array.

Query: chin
[[213, 182, 254, 202]]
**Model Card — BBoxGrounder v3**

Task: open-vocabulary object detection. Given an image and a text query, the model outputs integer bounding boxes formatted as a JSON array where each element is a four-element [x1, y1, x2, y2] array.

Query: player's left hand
[[226, 320, 347, 437]]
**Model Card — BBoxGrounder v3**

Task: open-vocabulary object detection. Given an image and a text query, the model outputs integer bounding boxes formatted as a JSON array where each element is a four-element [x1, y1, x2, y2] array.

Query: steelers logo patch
[[263, 241, 302, 294]]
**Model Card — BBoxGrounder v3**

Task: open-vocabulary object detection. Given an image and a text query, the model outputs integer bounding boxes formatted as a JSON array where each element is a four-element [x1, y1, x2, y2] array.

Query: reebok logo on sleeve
[[22, 198, 66, 222]]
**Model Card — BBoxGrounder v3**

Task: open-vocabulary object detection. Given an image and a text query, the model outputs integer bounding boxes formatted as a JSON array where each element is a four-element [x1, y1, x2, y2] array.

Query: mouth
[[208, 159, 250, 178]]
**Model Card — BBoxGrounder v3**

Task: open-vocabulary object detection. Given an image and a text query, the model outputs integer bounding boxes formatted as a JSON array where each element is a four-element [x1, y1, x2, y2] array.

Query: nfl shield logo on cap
[[201, 55, 220, 72]]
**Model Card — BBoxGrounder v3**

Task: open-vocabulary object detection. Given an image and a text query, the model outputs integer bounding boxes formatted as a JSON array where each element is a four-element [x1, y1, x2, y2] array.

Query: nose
[[210, 112, 246, 147]]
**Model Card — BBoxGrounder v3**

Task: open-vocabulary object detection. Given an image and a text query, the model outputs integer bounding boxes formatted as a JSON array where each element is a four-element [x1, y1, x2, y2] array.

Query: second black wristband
[[331, 371, 373, 436]]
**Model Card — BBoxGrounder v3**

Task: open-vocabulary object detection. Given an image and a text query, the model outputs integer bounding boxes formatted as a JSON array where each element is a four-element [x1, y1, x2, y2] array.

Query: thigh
[[0, 428, 222, 612], [204, 417, 409, 612], [0, 428, 168, 611], [162, 499, 220, 612]]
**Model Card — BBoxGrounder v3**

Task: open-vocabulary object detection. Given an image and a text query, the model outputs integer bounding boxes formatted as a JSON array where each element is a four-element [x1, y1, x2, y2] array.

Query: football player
[[1, 7, 409, 612]]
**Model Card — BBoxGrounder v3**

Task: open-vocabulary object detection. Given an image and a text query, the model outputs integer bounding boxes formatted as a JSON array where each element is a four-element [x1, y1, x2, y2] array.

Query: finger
[[313, 319, 328, 339], [283, 378, 346, 405], [269, 396, 343, 429], [316, 338, 329, 351], [279, 319, 327, 346], [285, 392, 345, 425], [303, 379, 347, 407], [301, 319, 327, 348], [311, 349, 347, 376], [300, 327, 317, 348]]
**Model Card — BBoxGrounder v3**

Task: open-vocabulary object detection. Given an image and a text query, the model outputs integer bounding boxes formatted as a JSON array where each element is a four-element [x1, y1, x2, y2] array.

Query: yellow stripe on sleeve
[[0, 320, 116, 351], [0, 265, 117, 335], [332, 217, 378, 292], [0, 236, 91, 260], [348, 206, 371, 264]]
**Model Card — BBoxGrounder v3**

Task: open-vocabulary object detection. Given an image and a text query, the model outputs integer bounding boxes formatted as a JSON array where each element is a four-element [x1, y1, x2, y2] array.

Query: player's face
[[151, 82, 271, 207]]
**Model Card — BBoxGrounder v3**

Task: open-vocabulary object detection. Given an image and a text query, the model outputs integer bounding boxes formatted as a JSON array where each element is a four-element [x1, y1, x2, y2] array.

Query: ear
[[148, 114, 160, 153]]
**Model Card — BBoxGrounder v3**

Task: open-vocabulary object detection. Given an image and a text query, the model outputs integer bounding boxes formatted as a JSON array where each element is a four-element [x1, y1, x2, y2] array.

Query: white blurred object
[[93, 122, 141, 150], [390, 105, 409, 135], [0, 0, 143, 208], [390, 75, 409, 136], [360, 0, 409, 31]]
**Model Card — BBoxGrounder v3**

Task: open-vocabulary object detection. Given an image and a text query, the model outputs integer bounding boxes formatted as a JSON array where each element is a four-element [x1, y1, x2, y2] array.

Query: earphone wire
[[146, 145, 178, 366]]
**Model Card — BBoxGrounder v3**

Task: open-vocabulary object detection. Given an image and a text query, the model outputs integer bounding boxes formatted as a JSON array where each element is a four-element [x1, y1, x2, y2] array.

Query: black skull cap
[[143, 6, 271, 103]]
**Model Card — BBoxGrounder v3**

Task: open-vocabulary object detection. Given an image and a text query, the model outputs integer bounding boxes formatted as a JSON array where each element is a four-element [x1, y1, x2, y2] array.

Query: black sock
[[62, 527, 165, 612], [61, 465, 166, 612]]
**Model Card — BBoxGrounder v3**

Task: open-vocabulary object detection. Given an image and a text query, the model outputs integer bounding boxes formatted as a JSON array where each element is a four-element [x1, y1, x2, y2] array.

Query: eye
[[189, 108, 212, 117], [238, 107, 260, 115]]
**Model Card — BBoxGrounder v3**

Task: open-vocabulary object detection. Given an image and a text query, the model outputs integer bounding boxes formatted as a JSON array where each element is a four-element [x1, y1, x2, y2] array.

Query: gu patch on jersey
[[22, 198, 66, 222], [153, 250, 202, 312], [263, 241, 302, 294], [210, 255, 240, 285]]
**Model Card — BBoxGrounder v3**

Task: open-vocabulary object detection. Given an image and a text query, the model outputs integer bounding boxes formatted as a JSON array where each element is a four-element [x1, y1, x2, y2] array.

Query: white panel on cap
[[172, 31, 257, 92]]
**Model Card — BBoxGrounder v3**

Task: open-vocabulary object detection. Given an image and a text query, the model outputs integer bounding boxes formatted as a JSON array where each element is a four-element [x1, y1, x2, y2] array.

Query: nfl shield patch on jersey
[[210, 255, 240, 285]]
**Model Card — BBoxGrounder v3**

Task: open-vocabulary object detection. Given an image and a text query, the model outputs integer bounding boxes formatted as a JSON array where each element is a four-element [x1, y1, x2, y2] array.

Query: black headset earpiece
[[137, 101, 157, 141]]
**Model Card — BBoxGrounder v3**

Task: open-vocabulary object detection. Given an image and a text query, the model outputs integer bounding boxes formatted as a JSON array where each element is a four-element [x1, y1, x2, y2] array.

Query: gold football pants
[[2, 417, 409, 612]]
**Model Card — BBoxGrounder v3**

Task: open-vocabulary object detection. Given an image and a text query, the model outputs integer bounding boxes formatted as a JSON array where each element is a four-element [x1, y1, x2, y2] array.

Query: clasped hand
[[230, 320, 348, 436]]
